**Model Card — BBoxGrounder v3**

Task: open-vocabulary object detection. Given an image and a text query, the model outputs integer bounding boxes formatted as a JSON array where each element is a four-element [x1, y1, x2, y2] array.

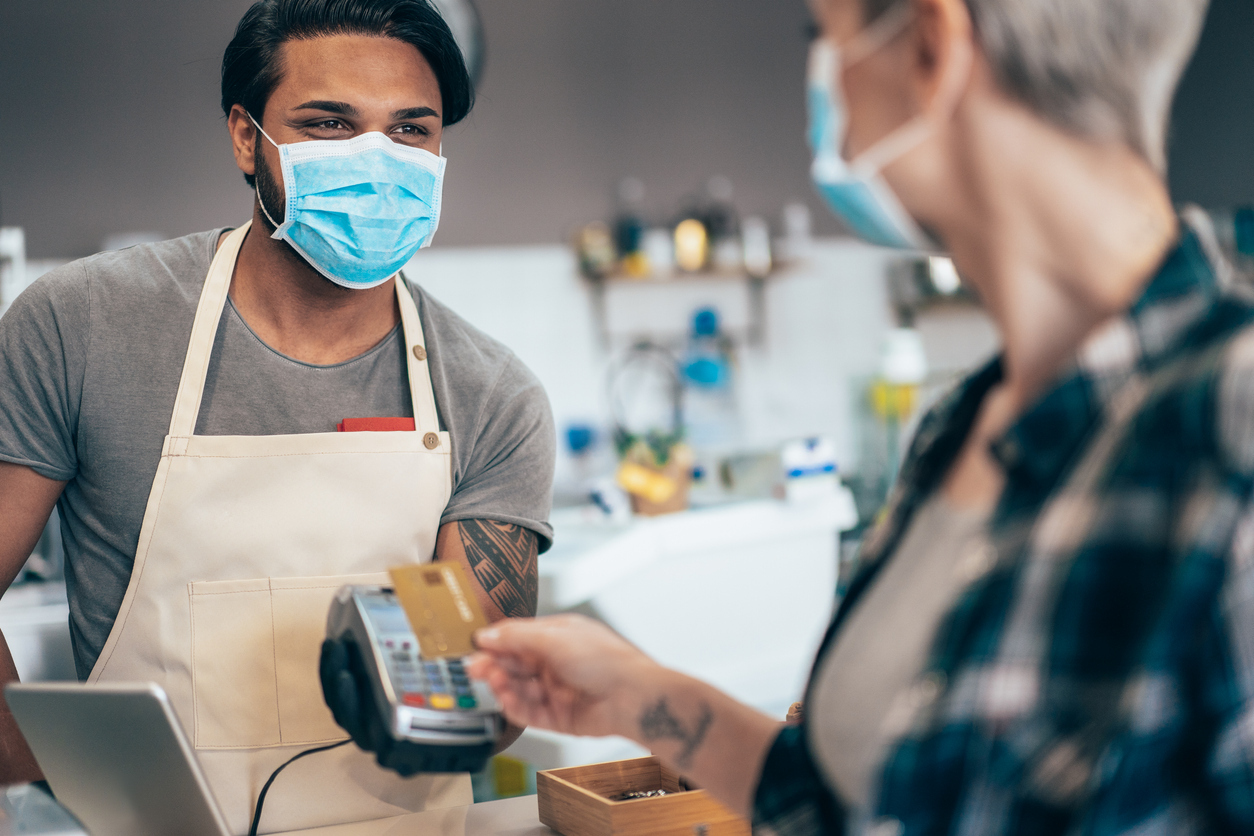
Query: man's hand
[[435, 520, 539, 752], [0, 462, 66, 784]]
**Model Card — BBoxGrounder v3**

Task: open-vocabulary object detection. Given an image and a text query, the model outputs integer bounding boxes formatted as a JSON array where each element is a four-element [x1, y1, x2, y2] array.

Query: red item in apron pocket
[[337, 418, 417, 432]]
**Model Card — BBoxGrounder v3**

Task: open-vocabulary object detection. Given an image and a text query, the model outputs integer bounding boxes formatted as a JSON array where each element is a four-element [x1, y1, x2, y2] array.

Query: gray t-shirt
[[0, 229, 556, 678]]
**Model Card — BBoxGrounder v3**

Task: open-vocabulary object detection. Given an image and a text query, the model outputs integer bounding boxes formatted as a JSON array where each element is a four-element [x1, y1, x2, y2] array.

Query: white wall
[[409, 240, 919, 481]]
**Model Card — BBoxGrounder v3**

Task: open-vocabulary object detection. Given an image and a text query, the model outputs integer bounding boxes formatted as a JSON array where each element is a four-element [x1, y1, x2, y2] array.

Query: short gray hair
[[861, 0, 1211, 171]]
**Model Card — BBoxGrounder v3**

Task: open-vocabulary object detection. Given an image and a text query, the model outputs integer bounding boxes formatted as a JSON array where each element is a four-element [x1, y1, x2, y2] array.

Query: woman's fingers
[[474, 619, 552, 655], [467, 647, 542, 677], [480, 663, 560, 729], [469, 615, 637, 737]]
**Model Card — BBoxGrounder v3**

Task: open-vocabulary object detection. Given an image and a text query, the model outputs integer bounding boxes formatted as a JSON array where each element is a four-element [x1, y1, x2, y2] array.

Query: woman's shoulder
[[1144, 285, 1254, 479], [1208, 293, 1254, 479]]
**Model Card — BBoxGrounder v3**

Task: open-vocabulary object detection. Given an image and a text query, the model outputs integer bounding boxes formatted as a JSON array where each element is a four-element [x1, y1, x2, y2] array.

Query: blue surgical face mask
[[807, 8, 938, 252], [250, 114, 446, 289]]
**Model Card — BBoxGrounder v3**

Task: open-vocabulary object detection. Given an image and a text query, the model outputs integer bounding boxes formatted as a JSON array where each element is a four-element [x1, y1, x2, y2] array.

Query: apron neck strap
[[167, 224, 249, 438], [395, 277, 441, 433], [167, 222, 440, 437]]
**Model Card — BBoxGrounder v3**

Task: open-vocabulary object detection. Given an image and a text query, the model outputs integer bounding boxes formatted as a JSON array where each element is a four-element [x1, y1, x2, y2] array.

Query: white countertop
[[0, 786, 552, 836], [540, 492, 857, 610], [283, 796, 553, 836]]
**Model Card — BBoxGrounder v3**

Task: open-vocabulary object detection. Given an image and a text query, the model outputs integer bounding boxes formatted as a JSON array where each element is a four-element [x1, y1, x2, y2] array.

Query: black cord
[[248, 740, 349, 836]]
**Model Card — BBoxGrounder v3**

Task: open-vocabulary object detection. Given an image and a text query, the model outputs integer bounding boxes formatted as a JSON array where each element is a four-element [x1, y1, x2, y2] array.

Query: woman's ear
[[909, 0, 976, 119]]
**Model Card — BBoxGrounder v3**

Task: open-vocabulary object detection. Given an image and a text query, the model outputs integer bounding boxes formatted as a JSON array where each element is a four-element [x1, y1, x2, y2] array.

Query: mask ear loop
[[841, 0, 916, 67], [246, 112, 286, 232], [843, 2, 976, 177]]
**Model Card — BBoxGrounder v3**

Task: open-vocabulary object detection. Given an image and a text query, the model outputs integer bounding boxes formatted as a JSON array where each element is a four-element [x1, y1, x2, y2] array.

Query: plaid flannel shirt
[[753, 226, 1254, 835]]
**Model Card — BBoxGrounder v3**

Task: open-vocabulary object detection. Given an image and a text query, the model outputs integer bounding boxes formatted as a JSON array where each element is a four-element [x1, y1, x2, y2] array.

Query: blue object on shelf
[[692, 307, 720, 337], [565, 424, 596, 456], [683, 356, 727, 387], [682, 308, 730, 389]]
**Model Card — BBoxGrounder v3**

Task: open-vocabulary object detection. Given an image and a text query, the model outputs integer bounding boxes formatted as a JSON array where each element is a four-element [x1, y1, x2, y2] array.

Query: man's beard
[[254, 136, 286, 233]]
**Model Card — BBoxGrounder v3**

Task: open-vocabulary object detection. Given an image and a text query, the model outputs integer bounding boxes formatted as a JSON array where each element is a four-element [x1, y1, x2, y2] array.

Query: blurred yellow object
[[617, 461, 679, 504], [492, 756, 529, 798], [674, 218, 709, 273], [575, 223, 616, 279], [871, 380, 919, 421], [621, 251, 651, 278]]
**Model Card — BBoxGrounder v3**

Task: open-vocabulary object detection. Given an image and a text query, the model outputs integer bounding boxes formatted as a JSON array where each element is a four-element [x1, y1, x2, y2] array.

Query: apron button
[[423, 432, 441, 450], [412, 345, 427, 361]]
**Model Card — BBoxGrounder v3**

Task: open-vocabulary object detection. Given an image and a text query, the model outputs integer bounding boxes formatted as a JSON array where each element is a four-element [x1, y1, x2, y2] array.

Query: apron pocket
[[189, 572, 391, 749], [189, 577, 281, 749], [270, 573, 390, 745]]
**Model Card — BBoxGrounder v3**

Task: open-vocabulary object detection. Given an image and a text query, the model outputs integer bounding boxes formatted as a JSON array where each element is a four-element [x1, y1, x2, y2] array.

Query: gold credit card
[[389, 562, 488, 659]]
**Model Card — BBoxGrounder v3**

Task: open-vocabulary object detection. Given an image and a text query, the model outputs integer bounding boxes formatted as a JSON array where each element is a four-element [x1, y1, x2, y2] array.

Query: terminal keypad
[[383, 641, 477, 711]]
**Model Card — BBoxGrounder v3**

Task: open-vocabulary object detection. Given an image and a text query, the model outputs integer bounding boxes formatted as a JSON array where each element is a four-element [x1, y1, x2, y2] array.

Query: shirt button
[[412, 345, 427, 361], [957, 540, 997, 582], [868, 819, 903, 836], [423, 432, 440, 450], [917, 671, 946, 704]]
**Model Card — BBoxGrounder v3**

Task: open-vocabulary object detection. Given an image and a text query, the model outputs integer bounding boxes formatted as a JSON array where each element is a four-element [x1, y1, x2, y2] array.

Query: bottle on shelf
[[681, 307, 740, 449], [702, 176, 742, 273], [613, 177, 650, 278]]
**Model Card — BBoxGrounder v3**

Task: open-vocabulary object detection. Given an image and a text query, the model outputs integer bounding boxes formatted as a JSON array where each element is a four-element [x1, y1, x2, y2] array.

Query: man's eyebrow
[[293, 100, 360, 117], [289, 102, 439, 121], [393, 106, 439, 120]]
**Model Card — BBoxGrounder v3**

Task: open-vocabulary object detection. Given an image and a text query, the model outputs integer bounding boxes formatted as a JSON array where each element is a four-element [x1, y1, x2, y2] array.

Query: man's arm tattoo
[[639, 697, 714, 769], [458, 520, 538, 618]]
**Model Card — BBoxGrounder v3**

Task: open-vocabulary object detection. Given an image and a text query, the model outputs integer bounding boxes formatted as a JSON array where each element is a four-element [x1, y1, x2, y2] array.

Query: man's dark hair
[[222, 0, 474, 186]]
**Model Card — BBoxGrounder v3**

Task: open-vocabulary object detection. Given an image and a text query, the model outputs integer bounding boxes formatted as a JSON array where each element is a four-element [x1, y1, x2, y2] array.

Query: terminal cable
[[248, 739, 350, 836]]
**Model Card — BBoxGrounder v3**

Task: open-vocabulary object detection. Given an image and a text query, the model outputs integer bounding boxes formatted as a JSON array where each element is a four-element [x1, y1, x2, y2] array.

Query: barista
[[0, 0, 554, 832], [470, 0, 1254, 833]]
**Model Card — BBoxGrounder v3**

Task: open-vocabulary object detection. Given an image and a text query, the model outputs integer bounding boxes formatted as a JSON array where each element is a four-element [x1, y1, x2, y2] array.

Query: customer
[[470, 0, 1254, 832]]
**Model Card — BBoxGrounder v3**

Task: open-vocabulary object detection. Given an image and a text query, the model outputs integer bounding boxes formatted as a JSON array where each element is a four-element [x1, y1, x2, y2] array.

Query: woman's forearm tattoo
[[639, 697, 714, 769]]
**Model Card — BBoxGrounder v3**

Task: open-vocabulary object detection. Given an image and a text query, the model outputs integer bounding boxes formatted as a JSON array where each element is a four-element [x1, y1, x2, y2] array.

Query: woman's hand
[[471, 613, 783, 818], [467, 614, 659, 740]]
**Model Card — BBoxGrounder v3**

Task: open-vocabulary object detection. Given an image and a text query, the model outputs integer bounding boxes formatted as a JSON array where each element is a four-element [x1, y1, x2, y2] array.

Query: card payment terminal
[[322, 585, 503, 775]]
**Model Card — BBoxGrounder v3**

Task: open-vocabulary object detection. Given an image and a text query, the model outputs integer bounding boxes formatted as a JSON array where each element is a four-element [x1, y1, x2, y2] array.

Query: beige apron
[[88, 222, 471, 835]]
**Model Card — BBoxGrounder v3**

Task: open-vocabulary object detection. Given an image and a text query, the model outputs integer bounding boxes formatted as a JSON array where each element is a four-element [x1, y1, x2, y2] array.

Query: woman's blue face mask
[[250, 114, 446, 289], [806, 6, 938, 252]]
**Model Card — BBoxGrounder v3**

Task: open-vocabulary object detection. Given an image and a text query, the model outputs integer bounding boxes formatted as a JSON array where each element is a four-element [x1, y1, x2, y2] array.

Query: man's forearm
[[0, 630, 43, 785], [612, 667, 780, 819], [435, 520, 538, 622], [493, 722, 525, 754], [434, 520, 540, 754]]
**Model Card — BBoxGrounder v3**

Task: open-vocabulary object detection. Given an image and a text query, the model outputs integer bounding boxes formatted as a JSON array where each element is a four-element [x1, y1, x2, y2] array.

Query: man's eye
[[394, 124, 428, 136], [301, 119, 348, 135]]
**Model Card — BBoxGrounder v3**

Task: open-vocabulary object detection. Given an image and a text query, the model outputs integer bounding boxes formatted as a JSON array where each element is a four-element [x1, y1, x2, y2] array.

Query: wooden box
[[537, 757, 751, 836]]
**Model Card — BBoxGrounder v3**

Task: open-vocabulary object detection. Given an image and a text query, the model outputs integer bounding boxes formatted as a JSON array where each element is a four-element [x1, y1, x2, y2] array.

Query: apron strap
[[168, 223, 250, 438], [168, 221, 441, 437], [395, 278, 441, 433]]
